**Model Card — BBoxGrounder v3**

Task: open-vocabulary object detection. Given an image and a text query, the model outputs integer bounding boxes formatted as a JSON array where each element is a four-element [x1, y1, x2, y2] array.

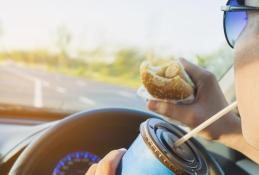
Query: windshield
[[0, 0, 233, 111]]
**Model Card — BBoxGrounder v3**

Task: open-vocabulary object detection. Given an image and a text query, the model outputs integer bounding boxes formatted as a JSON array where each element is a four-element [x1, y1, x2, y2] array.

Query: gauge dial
[[52, 151, 100, 175]]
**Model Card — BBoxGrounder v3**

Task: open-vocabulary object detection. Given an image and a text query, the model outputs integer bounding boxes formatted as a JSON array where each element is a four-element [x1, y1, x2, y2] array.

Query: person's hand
[[147, 58, 240, 140], [85, 148, 126, 175]]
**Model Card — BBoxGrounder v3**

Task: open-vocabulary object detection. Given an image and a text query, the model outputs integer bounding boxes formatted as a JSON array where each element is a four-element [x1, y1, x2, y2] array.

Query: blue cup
[[117, 119, 208, 175]]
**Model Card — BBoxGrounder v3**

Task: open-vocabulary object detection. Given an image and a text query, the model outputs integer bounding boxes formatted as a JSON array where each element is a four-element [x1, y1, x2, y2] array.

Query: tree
[[112, 48, 144, 78], [0, 20, 4, 52], [55, 25, 72, 58]]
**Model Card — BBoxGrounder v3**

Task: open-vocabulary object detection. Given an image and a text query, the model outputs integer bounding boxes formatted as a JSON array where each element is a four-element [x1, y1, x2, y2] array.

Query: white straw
[[174, 101, 238, 147]]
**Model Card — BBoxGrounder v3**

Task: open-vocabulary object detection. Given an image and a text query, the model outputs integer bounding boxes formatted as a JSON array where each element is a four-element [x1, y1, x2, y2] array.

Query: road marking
[[42, 80, 50, 87], [2, 66, 44, 108], [56, 86, 67, 94], [117, 90, 135, 99], [76, 80, 86, 87], [34, 80, 43, 107], [78, 96, 96, 106]]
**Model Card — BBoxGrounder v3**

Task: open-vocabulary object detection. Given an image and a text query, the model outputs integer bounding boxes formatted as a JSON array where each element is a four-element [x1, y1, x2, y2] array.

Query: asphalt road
[[0, 61, 147, 112]]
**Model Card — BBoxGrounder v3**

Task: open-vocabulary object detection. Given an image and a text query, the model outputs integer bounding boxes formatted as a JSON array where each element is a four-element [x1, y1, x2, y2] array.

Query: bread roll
[[140, 61, 194, 100]]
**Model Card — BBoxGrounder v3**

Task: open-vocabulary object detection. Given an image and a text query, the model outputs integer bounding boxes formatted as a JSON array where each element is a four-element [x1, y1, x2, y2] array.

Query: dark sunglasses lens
[[224, 0, 248, 47]]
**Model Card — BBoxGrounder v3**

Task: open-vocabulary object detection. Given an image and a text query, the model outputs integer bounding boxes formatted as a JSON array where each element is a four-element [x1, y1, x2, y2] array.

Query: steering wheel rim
[[9, 108, 224, 175]]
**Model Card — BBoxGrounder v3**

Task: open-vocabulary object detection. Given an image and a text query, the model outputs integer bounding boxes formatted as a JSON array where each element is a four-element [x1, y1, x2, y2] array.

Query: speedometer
[[52, 151, 101, 175]]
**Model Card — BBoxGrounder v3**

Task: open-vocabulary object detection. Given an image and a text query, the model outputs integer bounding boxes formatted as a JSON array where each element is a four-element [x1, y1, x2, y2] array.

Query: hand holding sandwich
[[147, 58, 240, 140], [145, 58, 259, 164]]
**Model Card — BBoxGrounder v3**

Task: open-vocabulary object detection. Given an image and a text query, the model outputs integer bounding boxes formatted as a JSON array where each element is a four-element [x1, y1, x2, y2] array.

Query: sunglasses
[[222, 0, 259, 48]]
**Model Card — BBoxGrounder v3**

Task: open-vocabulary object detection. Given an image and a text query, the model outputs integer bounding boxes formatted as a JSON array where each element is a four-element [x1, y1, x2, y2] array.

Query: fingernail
[[148, 101, 157, 110], [118, 148, 127, 152], [157, 102, 168, 114]]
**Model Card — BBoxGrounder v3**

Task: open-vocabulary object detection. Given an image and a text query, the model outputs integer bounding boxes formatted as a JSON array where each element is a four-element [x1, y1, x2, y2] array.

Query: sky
[[0, 0, 227, 57]]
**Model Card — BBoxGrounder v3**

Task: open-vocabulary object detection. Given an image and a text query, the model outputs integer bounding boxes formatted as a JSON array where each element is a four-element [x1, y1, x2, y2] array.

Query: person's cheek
[[235, 58, 259, 148], [234, 15, 259, 149]]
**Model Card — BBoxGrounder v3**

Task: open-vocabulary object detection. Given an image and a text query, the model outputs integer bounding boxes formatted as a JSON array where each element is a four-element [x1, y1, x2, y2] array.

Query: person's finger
[[148, 100, 170, 115], [147, 100, 194, 126], [95, 148, 126, 175], [179, 58, 207, 83], [85, 164, 97, 175], [148, 100, 182, 117]]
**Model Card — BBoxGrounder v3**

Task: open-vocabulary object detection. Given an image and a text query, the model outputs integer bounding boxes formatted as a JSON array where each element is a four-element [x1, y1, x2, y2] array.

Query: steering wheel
[[9, 108, 224, 175]]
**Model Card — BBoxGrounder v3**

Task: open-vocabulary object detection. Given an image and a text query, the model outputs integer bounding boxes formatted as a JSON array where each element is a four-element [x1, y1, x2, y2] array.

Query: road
[[0, 61, 147, 112]]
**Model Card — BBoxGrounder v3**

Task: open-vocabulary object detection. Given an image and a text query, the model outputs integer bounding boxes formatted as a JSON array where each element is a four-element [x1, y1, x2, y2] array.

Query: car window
[[0, 0, 233, 111]]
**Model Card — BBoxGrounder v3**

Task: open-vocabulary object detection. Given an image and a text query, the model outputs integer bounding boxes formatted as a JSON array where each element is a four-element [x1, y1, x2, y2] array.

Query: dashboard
[[0, 109, 145, 175], [52, 151, 100, 175], [0, 109, 259, 175], [0, 121, 104, 175]]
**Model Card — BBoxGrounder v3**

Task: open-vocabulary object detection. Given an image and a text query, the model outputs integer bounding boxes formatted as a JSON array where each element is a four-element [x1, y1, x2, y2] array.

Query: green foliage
[[0, 48, 145, 88], [196, 46, 233, 80], [112, 49, 144, 76], [0, 45, 233, 88], [55, 25, 72, 58]]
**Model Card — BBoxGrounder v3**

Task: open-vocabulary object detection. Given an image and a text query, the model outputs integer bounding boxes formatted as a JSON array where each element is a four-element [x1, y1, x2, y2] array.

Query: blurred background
[[0, 0, 234, 111]]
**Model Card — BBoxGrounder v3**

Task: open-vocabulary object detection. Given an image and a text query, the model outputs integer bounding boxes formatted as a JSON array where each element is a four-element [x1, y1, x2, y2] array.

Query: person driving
[[86, 0, 259, 174]]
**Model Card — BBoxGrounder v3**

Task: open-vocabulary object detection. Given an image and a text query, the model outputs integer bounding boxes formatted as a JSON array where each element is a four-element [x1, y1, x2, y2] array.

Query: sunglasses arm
[[221, 5, 259, 12]]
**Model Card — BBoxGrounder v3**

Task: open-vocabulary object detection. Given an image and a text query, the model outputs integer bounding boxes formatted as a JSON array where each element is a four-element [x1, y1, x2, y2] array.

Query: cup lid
[[140, 119, 208, 175]]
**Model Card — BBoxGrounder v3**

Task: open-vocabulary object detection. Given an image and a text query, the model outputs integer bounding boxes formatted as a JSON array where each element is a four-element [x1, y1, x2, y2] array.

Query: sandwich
[[140, 60, 194, 100]]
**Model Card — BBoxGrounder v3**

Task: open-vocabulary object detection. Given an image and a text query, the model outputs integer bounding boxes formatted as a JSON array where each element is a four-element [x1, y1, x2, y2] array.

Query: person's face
[[235, 0, 259, 50], [235, 1, 259, 68], [234, 0, 259, 147]]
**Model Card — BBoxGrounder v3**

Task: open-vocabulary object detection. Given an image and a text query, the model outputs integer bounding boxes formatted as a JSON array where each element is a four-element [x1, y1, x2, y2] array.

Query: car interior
[[0, 1, 259, 175], [0, 67, 258, 175]]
